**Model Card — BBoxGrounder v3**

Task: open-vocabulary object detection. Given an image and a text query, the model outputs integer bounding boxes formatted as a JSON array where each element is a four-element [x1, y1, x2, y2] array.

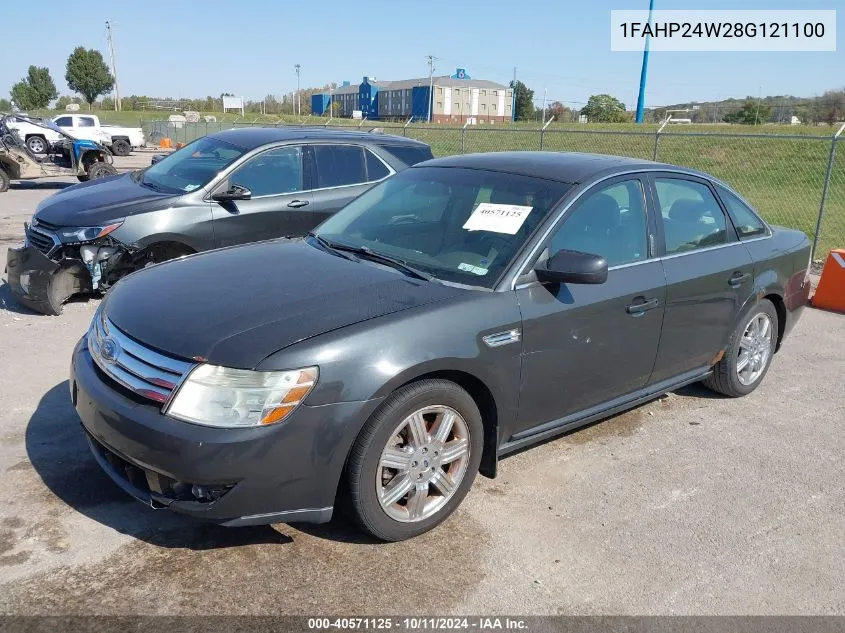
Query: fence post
[[461, 120, 470, 153], [653, 115, 672, 161], [811, 122, 845, 261], [539, 118, 553, 150], [403, 117, 413, 137]]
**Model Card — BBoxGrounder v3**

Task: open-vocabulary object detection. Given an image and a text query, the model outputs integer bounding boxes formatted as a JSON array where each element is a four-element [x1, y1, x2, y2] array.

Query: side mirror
[[212, 183, 251, 202], [534, 249, 608, 285]]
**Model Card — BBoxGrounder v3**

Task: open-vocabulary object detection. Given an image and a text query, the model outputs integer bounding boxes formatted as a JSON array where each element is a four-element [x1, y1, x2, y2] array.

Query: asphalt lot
[[0, 156, 842, 615]]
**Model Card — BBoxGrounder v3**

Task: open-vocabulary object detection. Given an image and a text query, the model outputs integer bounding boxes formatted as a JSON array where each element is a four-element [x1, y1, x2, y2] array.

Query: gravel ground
[[0, 163, 842, 615]]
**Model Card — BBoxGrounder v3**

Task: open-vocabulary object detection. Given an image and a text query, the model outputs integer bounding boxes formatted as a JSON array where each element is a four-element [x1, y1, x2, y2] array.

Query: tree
[[65, 47, 114, 107], [9, 66, 58, 110], [54, 95, 79, 110], [0, 97, 12, 111], [510, 80, 534, 121], [723, 98, 771, 125], [580, 94, 627, 123], [547, 101, 573, 122]]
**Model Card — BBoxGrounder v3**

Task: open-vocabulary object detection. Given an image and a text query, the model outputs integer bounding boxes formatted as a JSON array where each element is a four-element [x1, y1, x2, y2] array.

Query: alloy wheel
[[736, 313, 773, 386], [376, 405, 471, 523]]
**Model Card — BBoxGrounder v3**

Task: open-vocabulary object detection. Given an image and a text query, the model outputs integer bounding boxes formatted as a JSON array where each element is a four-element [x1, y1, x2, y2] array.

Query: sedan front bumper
[[6, 245, 92, 315], [70, 336, 382, 526]]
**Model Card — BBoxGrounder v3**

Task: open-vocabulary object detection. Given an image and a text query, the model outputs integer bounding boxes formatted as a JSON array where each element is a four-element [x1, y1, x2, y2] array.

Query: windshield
[[141, 136, 246, 193], [314, 167, 570, 288]]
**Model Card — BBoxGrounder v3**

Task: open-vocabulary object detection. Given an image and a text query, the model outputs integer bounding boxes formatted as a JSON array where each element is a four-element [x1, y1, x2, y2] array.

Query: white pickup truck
[[51, 114, 145, 156], [8, 114, 145, 156]]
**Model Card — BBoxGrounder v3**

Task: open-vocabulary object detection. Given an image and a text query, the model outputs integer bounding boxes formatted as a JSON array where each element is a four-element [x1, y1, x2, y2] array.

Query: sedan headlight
[[58, 221, 124, 243], [165, 364, 318, 428]]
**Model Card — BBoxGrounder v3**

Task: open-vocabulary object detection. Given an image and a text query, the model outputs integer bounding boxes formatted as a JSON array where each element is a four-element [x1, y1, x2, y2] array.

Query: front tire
[[0, 167, 9, 192], [87, 162, 117, 180], [704, 299, 778, 397], [345, 379, 483, 541]]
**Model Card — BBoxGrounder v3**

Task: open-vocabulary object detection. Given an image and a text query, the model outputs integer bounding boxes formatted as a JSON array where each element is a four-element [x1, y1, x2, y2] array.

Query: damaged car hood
[[34, 173, 177, 226], [104, 240, 463, 369]]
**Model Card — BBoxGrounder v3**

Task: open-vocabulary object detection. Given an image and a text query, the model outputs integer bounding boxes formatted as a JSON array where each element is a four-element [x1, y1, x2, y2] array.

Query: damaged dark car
[[5, 127, 433, 314]]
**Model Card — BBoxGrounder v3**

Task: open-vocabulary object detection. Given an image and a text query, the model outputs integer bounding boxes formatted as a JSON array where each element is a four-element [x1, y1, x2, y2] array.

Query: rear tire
[[704, 299, 778, 397], [345, 379, 483, 542], [111, 139, 131, 156], [0, 168, 9, 192], [26, 135, 47, 154]]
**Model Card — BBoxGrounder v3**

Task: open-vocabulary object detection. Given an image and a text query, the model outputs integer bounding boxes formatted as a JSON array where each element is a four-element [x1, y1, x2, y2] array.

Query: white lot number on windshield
[[462, 203, 533, 235]]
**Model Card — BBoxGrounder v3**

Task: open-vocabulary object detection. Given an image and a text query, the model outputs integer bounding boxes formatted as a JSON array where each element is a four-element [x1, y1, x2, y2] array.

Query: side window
[[654, 178, 728, 254], [378, 144, 434, 166], [716, 185, 767, 239], [55, 116, 72, 126], [364, 149, 390, 182], [313, 145, 366, 188], [548, 179, 648, 267], [78, 117, 96, 127], [230, 146, 303, 197]]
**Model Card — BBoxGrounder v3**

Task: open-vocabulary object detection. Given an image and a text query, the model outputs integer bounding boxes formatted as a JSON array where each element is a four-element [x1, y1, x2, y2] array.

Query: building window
[[454, 102, 460, 111], [437, 102, 442, 109], [492, 103, 497, 111], [493, 90, 498, 97], [481, 90, 487, 96], [437, 87, 443, 95], [481, 103, 486, 111]]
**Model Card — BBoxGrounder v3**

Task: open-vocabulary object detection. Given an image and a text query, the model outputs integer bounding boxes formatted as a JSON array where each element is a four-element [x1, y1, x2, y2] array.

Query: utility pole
[[105, 20, 121, 111], [295, 64, 301, 116], [755, 85, 762, 125], [511, 67, 517, 123], [635, 0, 655, 124], [426, 55, 436, 123], [542, 87, 547, 124]]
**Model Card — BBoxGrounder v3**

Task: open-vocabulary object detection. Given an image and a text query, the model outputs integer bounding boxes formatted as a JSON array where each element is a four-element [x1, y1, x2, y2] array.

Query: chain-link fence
[[143, 119, 845, 261]]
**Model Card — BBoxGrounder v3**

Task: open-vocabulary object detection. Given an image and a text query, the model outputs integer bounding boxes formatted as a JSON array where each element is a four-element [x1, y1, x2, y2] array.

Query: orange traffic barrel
[[811, 249, 845, 313], [159, 137, 173, 148]]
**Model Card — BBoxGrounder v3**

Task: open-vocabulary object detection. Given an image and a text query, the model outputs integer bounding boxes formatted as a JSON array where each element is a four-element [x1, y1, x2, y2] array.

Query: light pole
[[106, 20, 121, 111], [295, 64, 301, 116], [426, 55, 436, 123], [635, 0, 655, 124]]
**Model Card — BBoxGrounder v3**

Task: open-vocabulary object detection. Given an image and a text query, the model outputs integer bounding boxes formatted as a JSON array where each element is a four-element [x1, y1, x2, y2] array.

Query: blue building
[[311, 69, 512, 122]]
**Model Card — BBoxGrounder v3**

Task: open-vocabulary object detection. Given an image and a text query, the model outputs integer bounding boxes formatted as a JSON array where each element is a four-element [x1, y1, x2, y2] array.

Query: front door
[[210, 145, 314, 247], [647, 174, 755, 384], [515, 176, 666, 436]]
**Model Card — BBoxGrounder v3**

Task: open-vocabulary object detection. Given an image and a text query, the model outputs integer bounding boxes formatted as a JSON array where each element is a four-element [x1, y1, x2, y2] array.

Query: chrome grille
[[88, 312, 195, 406], [26, 226, 57, 255]]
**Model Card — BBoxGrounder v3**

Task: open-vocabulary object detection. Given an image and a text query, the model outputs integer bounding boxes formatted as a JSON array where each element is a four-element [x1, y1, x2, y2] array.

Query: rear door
[[308, 144, 394, 219], [515, 175, 667, 434], [210, 144, 314, 247], [647, 173, 755, 384]]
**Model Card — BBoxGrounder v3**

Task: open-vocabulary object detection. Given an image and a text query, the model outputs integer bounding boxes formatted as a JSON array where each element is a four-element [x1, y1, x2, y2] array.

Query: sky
[[3, 0, 842, 109]]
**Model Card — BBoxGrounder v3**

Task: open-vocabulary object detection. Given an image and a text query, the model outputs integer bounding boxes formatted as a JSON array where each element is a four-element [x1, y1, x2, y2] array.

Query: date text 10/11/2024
[[308, 617, 529, 630]]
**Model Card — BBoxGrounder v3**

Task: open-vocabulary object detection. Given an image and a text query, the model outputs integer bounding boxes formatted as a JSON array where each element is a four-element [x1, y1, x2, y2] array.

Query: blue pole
[[635, 0, 655, 124]]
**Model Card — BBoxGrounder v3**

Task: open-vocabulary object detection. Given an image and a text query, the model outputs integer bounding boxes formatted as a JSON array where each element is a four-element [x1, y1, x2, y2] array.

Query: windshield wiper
[[328, 242, 438, 283], [305, 232, 359, 262], [139, 178, 168, 193]]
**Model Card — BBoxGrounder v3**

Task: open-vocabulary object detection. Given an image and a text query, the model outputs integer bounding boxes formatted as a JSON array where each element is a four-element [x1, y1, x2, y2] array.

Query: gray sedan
[[71, 151, 811, 541]]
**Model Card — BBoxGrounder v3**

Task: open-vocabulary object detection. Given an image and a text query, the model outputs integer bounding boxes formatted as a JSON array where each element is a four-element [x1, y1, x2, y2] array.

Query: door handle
[[729, 272, 751, 287], [626, 297, 659, 315], [287, 200, 309, 208]]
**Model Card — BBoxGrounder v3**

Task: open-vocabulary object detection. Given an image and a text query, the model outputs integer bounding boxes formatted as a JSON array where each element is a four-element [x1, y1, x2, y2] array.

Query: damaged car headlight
[[58, 221, 124, 243], [165, 365, 318, 428]]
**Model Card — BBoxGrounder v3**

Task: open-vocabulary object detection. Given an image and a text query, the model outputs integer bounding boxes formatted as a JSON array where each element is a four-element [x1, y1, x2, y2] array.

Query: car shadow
[[26, 381, 292, 550], [11, 181, 75, 191], [0, 282, 38, 315]]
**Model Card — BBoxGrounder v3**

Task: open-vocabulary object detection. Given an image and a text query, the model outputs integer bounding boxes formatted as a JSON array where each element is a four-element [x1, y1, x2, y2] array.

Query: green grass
[[34, 108, 843, 256]]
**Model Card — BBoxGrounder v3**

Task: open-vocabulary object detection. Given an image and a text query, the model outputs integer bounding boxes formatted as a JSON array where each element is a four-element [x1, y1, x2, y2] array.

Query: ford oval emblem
[[100, 337, 120, 363]]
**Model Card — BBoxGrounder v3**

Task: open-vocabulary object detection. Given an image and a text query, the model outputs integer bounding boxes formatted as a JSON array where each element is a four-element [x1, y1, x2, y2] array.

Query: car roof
[[416, 151, 698, 184], [209, 126, 429, 150]]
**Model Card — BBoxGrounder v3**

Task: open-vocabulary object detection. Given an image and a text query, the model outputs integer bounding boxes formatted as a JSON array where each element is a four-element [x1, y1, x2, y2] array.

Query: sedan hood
[[105, 240, 463, 368], [34, 173, 176, 227]]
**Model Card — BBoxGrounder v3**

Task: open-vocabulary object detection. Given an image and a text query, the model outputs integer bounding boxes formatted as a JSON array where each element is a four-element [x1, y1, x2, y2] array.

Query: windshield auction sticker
[[611, 10, 836, 52], [463, 203, 533, 235]]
